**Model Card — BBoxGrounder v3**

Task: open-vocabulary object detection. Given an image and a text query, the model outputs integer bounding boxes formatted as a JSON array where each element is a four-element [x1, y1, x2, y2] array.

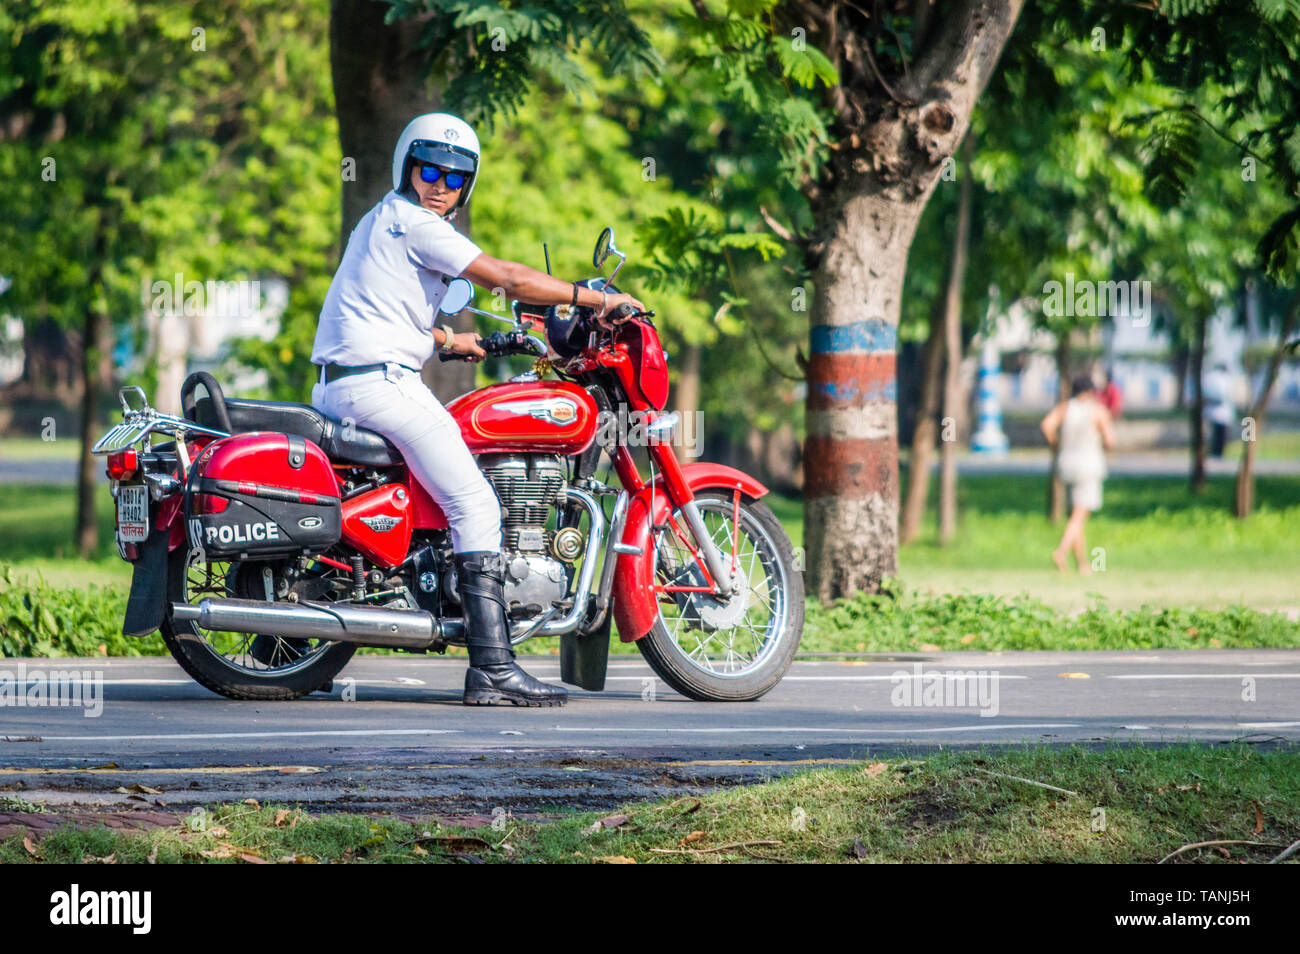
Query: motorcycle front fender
[[610, 463, 768, 643]]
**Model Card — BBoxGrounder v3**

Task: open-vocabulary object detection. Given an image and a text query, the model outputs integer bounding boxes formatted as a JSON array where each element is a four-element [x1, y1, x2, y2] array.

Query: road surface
[[1, 650, 1295, 814]]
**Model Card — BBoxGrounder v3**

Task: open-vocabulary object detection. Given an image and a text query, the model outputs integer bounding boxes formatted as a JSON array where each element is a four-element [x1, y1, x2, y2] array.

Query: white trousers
[[311, 363, 502, 553]]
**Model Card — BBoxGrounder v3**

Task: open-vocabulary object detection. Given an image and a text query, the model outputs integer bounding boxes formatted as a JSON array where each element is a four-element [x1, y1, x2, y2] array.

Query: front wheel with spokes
[[635, 490, 804, 701]]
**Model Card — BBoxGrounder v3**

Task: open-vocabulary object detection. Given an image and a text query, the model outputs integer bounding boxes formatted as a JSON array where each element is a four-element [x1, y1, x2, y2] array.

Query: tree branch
[[758, 204, 798, 242]]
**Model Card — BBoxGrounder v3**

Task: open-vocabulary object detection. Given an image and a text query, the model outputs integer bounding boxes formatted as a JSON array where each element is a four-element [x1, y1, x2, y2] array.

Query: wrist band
[[439, 324, 456, 352], [570, 282, 580, 308]]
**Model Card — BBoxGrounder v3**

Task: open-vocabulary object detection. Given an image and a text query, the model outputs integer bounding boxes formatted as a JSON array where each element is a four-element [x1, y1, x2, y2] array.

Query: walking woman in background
[[1041, 374, 1116, 574]]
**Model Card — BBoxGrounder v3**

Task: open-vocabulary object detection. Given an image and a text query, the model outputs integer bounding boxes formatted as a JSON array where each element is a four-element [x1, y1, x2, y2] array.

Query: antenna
[[543, 243, 552, 276]]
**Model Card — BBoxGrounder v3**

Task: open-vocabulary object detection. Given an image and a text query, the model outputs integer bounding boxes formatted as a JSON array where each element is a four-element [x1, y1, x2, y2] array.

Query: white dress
[[1057, 398, 1105, 511]]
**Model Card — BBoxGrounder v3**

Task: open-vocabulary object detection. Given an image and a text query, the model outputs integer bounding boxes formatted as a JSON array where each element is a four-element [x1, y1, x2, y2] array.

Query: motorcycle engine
[[445, 453, 577, 617]]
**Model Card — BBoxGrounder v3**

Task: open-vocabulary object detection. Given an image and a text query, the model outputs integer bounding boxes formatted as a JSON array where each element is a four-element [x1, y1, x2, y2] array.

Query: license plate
[[116, 484, 149, 542]]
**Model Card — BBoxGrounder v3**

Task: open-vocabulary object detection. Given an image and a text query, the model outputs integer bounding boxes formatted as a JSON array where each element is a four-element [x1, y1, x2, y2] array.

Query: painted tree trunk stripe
[[808, 352, 898, 407], [804, 435, 898, 498], [807, 405, 896, 441], [810, 319, 897, 354]]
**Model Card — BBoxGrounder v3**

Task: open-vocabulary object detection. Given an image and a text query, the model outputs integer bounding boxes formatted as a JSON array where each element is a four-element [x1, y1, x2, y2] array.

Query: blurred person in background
[[1097, 365, 1124, 420], [1041, 374, 1116, 575], [1202, 361, 1235, 458]]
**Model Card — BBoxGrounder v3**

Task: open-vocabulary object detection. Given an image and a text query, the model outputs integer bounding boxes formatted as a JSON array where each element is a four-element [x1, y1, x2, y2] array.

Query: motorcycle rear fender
[[122, 495, 185, 637], [123, 522, 171, 636], [610, 463, 768, 643]]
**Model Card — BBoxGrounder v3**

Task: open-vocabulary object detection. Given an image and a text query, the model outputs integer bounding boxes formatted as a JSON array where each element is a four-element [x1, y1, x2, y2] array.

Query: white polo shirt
[[311, 190, 482, 371]]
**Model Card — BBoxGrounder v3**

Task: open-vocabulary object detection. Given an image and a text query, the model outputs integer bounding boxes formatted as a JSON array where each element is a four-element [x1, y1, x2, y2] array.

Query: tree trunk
[[938, 133, 974, 545], [75, 300, 113, 559], [329, 0, 475, 405], [801, 0, 1025, 602], [899, 299, 944, 545], [1234, 293, 1299, 517], [1189, 313, 1207, 494], [330, 0, 441, 246], [1047, 333, 1070, 522], [674, 342, 701, 422], [1172, 341, 1189, 409]]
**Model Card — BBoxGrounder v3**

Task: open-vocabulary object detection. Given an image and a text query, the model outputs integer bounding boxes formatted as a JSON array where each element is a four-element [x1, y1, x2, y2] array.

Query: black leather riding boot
[[454, 551, 567, 707]]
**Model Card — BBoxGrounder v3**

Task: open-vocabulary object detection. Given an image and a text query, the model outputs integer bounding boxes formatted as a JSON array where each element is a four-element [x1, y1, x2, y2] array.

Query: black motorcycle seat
[[191, 395, 402, 468]]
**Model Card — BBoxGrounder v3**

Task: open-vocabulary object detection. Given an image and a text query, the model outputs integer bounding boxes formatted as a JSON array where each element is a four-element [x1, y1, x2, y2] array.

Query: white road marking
[[779, 675, 1028, 681], [1237, 721, 1300, 728], [1108, 673, 1300, 679], [28, 729, 462, 742], [594, 675, 1028, 683], [548, 723, 1080, 734], [0, 678, 432, 689], [0, 679, 193, 686]]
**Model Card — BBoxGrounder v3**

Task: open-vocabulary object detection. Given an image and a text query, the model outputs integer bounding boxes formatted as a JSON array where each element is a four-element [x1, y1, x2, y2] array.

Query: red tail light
[[194, 493, 229, 514], [106, 449, 138, 480]]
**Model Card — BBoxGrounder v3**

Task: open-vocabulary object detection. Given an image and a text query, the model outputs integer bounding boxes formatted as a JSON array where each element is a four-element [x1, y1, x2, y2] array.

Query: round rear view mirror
[[439, 278, 473, 315], [593, 227, 614, 268]]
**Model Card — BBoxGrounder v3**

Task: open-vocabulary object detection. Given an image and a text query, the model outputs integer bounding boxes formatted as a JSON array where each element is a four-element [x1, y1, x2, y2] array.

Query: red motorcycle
[[93, 228, 804, 702]]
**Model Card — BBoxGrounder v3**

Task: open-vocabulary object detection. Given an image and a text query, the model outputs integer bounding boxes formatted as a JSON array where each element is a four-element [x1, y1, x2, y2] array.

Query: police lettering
[[205, 522, 281, 545]]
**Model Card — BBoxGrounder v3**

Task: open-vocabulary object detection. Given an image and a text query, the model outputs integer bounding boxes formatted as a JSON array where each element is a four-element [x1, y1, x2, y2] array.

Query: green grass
[[772, 474, 1300, 613], [0, 436, 79, 462], [1224, 429, 1300, 461], [2, 475, 1299, 656], [799, 584, 1298, 653], [0, 482, 129, 588], [4, 745, 1297, 863]]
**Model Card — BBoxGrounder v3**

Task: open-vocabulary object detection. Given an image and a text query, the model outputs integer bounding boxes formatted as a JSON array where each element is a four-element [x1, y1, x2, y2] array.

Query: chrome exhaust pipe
[[171, 597, 440, 649], [171, 484, 612, 650]]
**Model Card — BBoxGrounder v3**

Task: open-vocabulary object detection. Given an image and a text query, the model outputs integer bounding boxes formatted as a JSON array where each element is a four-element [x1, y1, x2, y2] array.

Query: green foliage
[[466, 76, 717, 350], [1135, 107, 1201, 209], [639, 206, 783, 304], [671, 3, 836, 181], [802, 582, 1300, 654], [382, 0, 662, 130], [0, 0, 341, 403], [0, 565, 164, 657], [1104, 0, 1300, 278], [903, 8, 1296, 356]]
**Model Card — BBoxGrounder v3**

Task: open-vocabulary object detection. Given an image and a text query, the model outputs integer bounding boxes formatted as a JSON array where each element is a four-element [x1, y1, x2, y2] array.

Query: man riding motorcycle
[[308, 113, 643, 707]]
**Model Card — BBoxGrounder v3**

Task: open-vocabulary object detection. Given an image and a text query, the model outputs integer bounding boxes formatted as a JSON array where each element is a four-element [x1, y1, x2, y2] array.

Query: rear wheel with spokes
[[159, 546, 357, 700], [635, 490, 804, 701]]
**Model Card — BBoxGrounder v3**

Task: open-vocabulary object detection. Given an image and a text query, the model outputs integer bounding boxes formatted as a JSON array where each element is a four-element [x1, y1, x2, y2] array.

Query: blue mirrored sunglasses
[[417, 163, 466, 190]]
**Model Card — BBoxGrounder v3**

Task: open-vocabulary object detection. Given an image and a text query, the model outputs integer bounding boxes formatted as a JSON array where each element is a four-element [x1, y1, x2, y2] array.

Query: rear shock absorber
[[350, 554, 366, 601]]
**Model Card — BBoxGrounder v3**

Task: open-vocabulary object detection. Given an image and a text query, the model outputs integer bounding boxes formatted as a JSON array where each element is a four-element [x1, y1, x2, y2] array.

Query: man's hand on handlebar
[[594, 292, 646, 330], [447, 331, 487, 362]]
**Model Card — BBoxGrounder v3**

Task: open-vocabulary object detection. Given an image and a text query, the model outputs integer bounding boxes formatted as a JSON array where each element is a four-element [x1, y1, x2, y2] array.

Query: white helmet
[[391, 112, 480, 218]]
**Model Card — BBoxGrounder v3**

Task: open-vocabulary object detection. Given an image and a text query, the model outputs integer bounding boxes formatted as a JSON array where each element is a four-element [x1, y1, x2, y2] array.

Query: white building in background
[[138, 276, 288, 413], [0, 315, 23, 388], [980, 285, 1300, 414], [0, 276, 20, 388], [0, 273, 290, 401]]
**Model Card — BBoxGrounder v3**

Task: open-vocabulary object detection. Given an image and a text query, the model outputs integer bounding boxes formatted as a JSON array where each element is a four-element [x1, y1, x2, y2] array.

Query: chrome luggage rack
[[91, 386, 231, 476]]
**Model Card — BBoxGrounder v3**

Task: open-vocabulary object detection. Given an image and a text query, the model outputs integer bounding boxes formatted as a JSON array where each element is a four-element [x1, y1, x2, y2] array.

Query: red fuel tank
[[447, 381, 598, 454], [341, 483, 414, 568]]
